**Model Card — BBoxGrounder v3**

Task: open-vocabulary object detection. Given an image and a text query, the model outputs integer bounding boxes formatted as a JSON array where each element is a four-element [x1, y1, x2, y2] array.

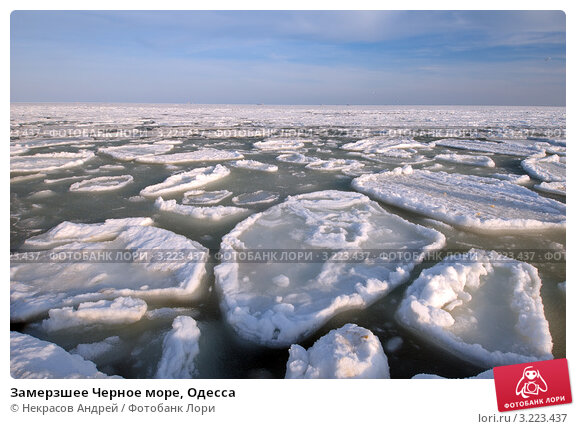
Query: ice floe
[[352, 166, 566, 232], [231, 190, 280, 206], [435, 153, 495, 168], [42, 297, 148, 332], [98, 143, 174, 161], [342, 137, 433, 153], [10, 150, 95, 173], [434, 139, 545, 157], [11, 218, 207, 322], [396, 249, 553, 368], [11, 332, 118, 379], [521, 154, 566, 182], [137, 148, 243, 164], [491, 173, 531, 185], [11, 172, 47, 183], [214, 190, 445, 347], [155, 316, 201, 378], [182, 189, 233, 205], [69, 175, 134, 192], [140, 164, 230, 198], [228, 159, 278, 172], [305, 159, 365, 172], [155, 197, 250, 222], [253, 139, 306, 151], [534, 181, 566, 196], [71, 336, 123, 361], [285, 324, 390, 379], [276, 153, 320, 164]]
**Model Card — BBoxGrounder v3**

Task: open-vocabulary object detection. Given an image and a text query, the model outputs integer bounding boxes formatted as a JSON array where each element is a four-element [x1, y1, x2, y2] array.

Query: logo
[[515, 366, 548, 398], [493, 359, 572, 412]]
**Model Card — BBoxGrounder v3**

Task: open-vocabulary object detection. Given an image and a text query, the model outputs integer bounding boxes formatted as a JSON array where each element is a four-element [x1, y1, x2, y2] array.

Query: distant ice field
[[10, 104, 565, 379]]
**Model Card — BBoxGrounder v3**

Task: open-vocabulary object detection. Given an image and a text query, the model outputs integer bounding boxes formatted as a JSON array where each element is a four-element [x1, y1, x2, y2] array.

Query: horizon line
[[9, 101, 567, 108]]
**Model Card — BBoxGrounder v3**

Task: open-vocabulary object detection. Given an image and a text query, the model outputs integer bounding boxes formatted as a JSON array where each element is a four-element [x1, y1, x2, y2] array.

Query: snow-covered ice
[[71, 336, 123, 361], [231, 190, 280, 206], [254, 139, 306, 151], [11, 332, 118, 379], [342, 137, 433, 153], [396, 249, 553, 368], [521, 154, 566, 182], [140, 164, 230, 198], [228, 159, 278, 172], [214, 190, 445, 347], [98, 143, 174, 161], [305, 159, 365, 172], [155, 197, 250, 222], [182, 189, 233, 205], [69, 175, 134, 192], [491, 173, 531, 185], [534, 181, 566, 196], [42, 297, 148, 331], [11, 172, 48, 183], [10, 151, 95, 173], [352, 166, 565, 232], [276, 153, 320, 164], [138, 148, 243, 164], [155, 316, 201, 378], [435, 153, 495, 168], [11, 218, 207, 322], [285, 324, 390, 379], [434, 139, 545, 157]]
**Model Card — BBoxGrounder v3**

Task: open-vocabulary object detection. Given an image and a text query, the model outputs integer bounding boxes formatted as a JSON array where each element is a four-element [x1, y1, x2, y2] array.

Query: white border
[[3, 2, 573, 427]]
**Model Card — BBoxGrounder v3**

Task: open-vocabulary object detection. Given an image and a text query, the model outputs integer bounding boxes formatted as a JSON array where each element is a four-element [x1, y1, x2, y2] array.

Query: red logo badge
[[493, 359, 572, 412]]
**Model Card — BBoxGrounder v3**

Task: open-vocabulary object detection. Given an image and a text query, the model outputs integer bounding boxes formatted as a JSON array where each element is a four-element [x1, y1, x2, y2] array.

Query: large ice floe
[[137, 148, 243, 164], [155, 316, 201, 378], [97, 143, 174, 161], [140, 164, 230, 198], [341, 137, 434, 154], [10, 218, 207, 322], [155, 197, 250, 222], [11, 332, 118, 378], [285, 324, 390, 379], [10, 150, 95, 174], [214, 190, 445, 347], [69, 175, 134, 192], [352, 166, 565, 232], [521, 154, 566, 183], [396, 249, 553, 368], [434, 139, 545, 157]]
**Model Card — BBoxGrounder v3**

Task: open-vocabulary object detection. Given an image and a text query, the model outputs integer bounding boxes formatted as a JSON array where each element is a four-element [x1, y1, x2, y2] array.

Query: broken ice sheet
[[11, 218, 207, 322], [352, 166, 565, 233], [214, 190, 445, 347], [396, 249, 553, 368]]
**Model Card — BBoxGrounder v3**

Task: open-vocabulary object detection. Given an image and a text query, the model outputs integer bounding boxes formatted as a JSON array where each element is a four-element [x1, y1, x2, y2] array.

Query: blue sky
[[10, 10, 566, 105]]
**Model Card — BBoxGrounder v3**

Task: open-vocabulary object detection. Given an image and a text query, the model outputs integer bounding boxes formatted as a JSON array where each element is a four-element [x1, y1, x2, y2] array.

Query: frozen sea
[[10, 104, 566, 379]]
